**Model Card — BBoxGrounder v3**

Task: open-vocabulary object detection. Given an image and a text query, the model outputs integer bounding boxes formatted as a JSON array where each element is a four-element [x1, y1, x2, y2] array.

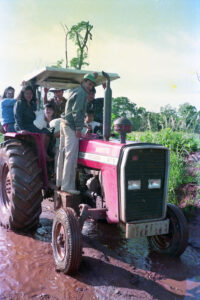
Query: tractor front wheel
[[148, 204, 188, 257], [52, 208, 82, 274]]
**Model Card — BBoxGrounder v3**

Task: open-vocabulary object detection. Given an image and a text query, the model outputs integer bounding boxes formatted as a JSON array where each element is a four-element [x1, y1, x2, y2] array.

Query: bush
[[128, 128, 200, 155], [127, 128, 200, 204]]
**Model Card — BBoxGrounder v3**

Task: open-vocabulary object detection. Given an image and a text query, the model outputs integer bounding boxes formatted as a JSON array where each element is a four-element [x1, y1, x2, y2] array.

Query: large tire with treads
[[0, 139, 43, 231]]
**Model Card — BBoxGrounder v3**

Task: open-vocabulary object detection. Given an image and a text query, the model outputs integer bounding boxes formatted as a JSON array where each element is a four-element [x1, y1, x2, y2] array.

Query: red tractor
[[0, 67, 188, 274]]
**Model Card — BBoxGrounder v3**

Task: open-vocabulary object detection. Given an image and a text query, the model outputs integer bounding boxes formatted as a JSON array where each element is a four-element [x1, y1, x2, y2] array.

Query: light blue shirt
[[0, 98, 16, 125]]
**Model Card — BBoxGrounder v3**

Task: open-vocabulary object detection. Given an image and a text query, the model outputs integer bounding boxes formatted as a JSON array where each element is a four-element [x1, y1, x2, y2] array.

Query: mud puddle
[[0, 201, 96, 300], [0, 200, 200, 300]]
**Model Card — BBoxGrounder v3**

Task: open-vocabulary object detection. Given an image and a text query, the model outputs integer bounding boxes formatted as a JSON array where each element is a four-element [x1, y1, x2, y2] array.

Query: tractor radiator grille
[[123, 148, 167, 222]]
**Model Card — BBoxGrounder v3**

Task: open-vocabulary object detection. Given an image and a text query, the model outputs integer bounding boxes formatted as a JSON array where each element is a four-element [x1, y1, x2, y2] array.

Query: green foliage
[[127, 129, 200, 204], [168, 151, 185, 202], [112, 97, 137, 119], [146, 111, 162, 131], [158, 103, 200, 132], [112, 97, 200, 134], [51, 59, 64, 68], [129, 128, 200, 155], [68, 21, 93, 69], [178, 102, 200, 132], [70, 56, 89, 69], [112, 97, 148, 131], [159, 105, 179, 130]]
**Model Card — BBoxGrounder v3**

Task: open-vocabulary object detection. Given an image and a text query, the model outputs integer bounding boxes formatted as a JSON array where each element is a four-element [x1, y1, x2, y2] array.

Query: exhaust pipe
[[102, 71, 112, 141]]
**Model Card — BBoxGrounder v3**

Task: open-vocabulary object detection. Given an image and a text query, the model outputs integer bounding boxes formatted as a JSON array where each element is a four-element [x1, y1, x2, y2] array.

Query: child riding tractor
[[0, 67, 188, 274]]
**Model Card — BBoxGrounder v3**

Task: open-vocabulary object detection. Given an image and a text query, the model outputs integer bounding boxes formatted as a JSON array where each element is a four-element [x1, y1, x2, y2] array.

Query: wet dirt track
[[0, 200, 200, 300]]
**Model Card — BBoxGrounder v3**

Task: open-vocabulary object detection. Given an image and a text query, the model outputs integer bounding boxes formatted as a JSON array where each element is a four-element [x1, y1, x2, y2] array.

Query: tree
[[159, 105, 178, 130], [68, 21, 93, 69], [111, 97, 148, 131], [146, 112, 162, 131], [178, 103, 200, 132], [112, 97, 137, 121], [132, 106, 147, 131]]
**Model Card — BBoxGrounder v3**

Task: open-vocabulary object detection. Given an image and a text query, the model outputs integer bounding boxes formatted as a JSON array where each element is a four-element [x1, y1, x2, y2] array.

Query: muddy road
[[0, 200, 200, 300]]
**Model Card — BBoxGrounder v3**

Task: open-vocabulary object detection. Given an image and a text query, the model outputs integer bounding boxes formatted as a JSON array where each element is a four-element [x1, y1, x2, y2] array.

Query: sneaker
[[65, 189, 80, 195]]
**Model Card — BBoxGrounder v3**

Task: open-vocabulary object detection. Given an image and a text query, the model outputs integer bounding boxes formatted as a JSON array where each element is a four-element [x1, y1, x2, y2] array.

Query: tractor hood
[[23, 66, 120, 90]]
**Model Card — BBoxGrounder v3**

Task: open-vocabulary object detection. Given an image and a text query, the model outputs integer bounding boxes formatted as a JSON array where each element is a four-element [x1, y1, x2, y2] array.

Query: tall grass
[[127, 128, 200, 204]]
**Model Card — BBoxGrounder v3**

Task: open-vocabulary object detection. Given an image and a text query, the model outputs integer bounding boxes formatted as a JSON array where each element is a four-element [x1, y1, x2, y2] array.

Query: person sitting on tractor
[[0, 86, 16, 132], [44, 103, 55, 124], [44, 103, 59, 164], [87, 85, 105, 124], [44, 87, 67, 119], [82, 110, 102, 135], [56, 73, 97, 195], [44, 102, 61, 171], [14, 85, 51, 158]]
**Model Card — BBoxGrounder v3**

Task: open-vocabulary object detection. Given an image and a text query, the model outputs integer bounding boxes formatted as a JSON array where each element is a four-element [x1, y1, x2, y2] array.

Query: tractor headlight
[[128, 180, 141, 190], [148, 179, 161, 189]]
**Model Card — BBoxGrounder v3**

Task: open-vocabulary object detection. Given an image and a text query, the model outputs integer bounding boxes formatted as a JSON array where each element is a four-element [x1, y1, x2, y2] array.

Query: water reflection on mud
[[0, 201, 200, 300], [0, 206, 96, 300], [82, 220, 149, 268], [82, 212, 200, 299]]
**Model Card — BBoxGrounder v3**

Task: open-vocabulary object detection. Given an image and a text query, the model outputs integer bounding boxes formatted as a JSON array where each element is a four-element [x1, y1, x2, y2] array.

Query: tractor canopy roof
[[23, 67, 120, 90]]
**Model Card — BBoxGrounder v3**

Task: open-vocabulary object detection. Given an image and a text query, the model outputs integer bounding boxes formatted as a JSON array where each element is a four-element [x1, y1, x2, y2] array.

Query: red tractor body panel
[[78, 137, 125, 223]]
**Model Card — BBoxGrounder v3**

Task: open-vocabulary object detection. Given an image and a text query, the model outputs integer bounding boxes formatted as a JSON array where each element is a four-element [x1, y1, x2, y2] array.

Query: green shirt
[[61, 85, 88, 131]]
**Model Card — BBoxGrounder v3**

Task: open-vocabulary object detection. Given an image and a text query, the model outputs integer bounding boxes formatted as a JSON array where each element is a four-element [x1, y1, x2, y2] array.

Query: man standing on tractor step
[[56, 73, 97, 195]]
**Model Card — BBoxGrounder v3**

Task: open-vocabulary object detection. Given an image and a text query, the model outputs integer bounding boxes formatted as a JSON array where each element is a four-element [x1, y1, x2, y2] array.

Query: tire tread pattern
[[0, 139, 43, 231]]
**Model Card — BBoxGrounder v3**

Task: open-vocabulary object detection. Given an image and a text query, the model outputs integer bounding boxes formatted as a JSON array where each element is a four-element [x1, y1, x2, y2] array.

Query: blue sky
[[0, 0, 200, 112]]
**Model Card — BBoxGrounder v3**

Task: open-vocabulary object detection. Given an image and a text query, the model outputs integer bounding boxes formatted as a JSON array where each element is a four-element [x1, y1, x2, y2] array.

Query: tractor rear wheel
[[52, 208, 82, 274], [148, 204, 188, 257], [0, 139, 43, 231]]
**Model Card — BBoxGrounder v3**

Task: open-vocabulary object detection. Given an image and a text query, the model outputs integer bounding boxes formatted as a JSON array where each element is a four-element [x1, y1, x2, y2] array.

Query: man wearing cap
[[56, 73, 97, 194], [44, 88, 67, 119]]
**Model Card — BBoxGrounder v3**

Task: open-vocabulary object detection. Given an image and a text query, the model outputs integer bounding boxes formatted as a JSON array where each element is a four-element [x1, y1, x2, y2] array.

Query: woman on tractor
[[15, 86, 42, 132], [0, 86, 16, 132], [14, 85, 51, 158]]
